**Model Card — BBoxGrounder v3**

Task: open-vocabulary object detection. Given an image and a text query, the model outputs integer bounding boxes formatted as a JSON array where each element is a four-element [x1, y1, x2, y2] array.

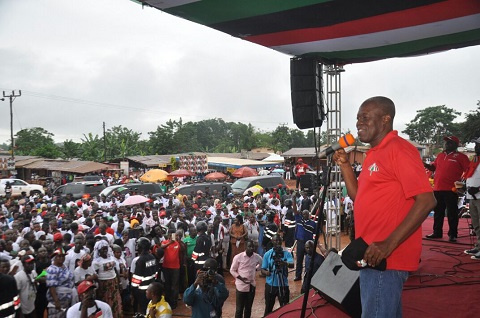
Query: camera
[[200, 268, 216, 286], [273, 246, 284, 266]]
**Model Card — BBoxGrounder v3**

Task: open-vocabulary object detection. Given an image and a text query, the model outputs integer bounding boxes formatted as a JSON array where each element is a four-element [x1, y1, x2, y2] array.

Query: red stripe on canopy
[[245, 0, 480, 47]]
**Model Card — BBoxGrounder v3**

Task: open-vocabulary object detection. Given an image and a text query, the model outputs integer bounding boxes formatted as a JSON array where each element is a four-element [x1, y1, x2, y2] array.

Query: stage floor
[[268, 217, 480, 318]]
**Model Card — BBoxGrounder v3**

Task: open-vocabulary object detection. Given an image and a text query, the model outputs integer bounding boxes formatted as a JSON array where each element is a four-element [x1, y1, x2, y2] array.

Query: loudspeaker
[[291, 58, 325, 129], [311, 253, 362, 318], [299, 173, 319, 195]]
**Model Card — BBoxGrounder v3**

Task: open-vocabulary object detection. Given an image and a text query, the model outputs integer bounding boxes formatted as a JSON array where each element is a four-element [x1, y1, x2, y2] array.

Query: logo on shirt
[[368, 163, 379, 176]]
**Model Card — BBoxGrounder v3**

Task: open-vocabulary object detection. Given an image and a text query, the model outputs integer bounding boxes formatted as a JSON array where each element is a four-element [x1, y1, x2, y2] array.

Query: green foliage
[[402, 105, 461, 149], [14, 127, 62, 159], [81, 133, 103, 162], [61, 140, 81, 160], [458, 102, 480, 142]]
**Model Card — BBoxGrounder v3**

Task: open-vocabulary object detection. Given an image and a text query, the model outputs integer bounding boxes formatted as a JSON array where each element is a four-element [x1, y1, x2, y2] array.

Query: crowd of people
[[0, 174, 335, 318], [1, 95, 479, 318]]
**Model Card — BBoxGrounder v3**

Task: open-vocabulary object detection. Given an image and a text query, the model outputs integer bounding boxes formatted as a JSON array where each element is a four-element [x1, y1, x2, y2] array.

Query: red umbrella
[[168, 169, 196, 177], [232, 167, 258, 178], [205, 172, 227, 181]]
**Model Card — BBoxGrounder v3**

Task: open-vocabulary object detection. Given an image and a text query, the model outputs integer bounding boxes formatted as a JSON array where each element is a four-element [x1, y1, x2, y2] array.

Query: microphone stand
[[300, 155, 334, 318]]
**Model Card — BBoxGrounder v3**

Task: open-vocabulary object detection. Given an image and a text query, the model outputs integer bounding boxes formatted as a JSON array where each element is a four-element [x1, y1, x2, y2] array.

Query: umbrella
[[258, 169, 270, 176], [122, 195, 150, 206], [243, 185, 263, 196], [272, 168, 285, 173], [232, 167, 258, 178], [168, 169, 196, 177], [140, 169, 170, 182], [205, 172, 227, 181]]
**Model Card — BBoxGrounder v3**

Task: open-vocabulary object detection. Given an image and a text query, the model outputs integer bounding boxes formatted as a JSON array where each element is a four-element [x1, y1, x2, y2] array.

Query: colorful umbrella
[[168, 169, 196, 177], [122, 195, 150, 206], [232, 167, 258, 178], [205, 172, 227, 181], [140, 169, 170, 182], [243, 185, 263, 196]]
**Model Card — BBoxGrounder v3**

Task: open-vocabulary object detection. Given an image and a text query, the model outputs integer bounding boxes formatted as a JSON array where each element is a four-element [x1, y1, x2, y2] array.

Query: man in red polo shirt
[[424, 136, 470, 242], [334, 96, 436, 317], [294, 158, 310, 189], [161, 229, 182, 309]]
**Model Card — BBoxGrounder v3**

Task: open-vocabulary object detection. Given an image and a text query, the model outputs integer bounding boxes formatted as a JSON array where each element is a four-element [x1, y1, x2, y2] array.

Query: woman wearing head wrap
[[46, 248, 75, 318], [73, 253, 98, 285], [92, 239, 123, 318]]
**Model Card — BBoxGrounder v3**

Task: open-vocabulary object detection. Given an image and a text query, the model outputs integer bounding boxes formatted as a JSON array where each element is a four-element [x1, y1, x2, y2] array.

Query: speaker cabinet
[[291, 58, 325, 129], [310, 253, 362, 318], [299, 173, 319, 195]]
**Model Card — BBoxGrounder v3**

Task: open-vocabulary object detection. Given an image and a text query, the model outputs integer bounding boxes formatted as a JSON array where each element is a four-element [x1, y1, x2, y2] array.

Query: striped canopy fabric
[[139, 0, 480, 64]]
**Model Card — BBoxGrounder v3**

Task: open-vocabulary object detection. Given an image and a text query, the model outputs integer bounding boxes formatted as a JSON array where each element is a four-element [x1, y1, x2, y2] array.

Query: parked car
[[231, 175, 287, 195], [53, 181, 106, 200], [82, 175, 104, 182], [170, 182, 232, 196], [0, 178, 45, 198], [100, 182, 164, 198]]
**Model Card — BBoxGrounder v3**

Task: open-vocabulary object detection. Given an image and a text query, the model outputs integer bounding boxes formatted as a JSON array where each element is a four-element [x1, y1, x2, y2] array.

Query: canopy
[[139, 0, 480, 64]]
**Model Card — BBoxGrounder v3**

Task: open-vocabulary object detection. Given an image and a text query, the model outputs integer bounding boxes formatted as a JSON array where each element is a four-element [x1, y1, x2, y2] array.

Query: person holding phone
[[160, 229, 181, 309]]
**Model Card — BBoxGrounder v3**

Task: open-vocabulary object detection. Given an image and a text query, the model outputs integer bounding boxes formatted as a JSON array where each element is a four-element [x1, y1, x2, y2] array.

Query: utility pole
[[3, 90, 21, 162], [103, 121, 106, 162]]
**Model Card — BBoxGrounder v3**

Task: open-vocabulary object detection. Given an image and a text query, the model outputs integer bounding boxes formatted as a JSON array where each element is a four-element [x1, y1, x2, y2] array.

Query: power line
[[0, 88, 289, 126]]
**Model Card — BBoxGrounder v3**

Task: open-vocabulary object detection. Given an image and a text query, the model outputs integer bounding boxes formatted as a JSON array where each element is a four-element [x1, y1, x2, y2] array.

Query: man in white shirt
[[67, 280, 113, 318], [14, 255, 37, 317], [65, 236, 88, 273]]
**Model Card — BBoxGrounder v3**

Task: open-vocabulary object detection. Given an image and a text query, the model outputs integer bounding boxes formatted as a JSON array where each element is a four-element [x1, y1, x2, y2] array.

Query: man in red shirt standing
[[425, 136, 470, 242], [294, 158, 310, 190], [161, 229, 183, 309], [334, 96, 436, 317]]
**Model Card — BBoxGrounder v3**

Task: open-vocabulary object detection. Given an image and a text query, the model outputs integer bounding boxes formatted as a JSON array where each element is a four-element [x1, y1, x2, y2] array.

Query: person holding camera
[[261, 234, 294, 316], [183, 258, 229, 318], [230, 240, 262, 318], [464, 137, 480, 259]]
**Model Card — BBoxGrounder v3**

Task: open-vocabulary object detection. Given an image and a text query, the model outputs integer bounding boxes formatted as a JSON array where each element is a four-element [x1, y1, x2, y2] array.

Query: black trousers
[[163, 267, 179, 309], [295, 239, 306, 278], [264, 283, 290, 316], [433, 191, 459, 237], [235, 286, 256, 318]]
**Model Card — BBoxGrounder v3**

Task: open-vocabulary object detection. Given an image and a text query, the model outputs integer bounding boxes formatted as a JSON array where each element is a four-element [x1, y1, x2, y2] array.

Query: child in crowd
[[145, 282, 172, 318]]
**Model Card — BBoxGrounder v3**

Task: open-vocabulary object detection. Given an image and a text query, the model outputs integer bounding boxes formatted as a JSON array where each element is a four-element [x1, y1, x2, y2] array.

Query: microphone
[[317, 133, 355, 158]]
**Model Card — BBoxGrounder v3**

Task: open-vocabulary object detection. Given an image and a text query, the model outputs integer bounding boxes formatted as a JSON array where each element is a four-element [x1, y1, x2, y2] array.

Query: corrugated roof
[[207, 157, 278, 169], [0, 156, 42, 168], [22, 160, 110, 174], [282, 146, 368, 158], [126, 155, 169, 167]]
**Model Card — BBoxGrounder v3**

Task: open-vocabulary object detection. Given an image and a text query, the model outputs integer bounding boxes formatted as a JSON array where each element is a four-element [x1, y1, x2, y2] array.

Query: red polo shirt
[[162, 240, 180, 269], [355, 131, 433, 271], [432, 151, 470, 191]]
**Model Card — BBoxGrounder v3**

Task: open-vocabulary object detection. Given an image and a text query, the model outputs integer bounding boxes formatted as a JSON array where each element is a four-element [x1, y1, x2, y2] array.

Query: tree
[[14, 127, 62, 158], [81, 133, 103, 162], [104, 126, 142, 160], [402, 105, 461, 152], [149, 120, 176, 155], [459, 101, 480, 142], [272, 125, 292, 153], [61, 140, 81, 160]]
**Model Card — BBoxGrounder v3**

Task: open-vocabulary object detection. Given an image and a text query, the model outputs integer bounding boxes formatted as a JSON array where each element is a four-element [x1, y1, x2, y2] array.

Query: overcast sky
[[0, 0, 479, 144]]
